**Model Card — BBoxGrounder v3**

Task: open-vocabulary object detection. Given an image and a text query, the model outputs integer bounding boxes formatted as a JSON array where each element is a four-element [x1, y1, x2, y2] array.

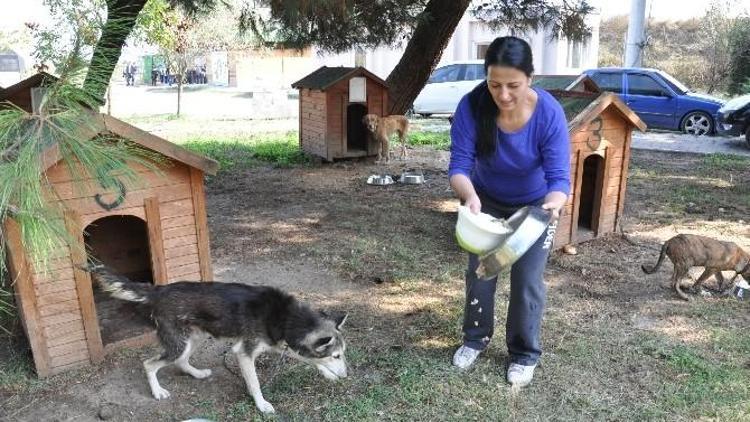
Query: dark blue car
[[583, 67, 727, 135]]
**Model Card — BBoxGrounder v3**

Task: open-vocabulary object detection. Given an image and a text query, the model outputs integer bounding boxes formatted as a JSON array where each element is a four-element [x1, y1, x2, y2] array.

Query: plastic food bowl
[[455, 205, 513, 254]]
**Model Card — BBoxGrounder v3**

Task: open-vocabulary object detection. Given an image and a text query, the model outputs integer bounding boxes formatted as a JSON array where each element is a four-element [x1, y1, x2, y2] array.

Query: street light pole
[[624, 0, 647, 67]]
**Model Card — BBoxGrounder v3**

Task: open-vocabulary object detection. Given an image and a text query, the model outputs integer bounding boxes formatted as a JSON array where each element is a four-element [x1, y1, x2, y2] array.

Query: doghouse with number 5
[[292, 66, 390, 161], [547, 86, 646, 248], [1, 74, 218, 376]]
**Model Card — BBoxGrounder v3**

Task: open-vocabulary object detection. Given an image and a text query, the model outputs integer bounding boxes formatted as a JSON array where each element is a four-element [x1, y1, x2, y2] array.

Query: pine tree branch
[[3, 204, 21, 219], [0, 138, 25, 163]]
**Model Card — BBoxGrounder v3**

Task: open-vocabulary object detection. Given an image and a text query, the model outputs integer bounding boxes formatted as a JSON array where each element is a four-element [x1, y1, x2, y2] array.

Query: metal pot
[[367, 174, 394, 185], [400, 170, 425, 184], [476, 206, 552, 279], [732, 278, 750, 300]]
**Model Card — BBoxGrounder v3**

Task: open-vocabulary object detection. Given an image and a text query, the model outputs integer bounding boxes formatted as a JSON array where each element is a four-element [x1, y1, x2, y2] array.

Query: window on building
[[0, 54, 20, 72], [354, 48, 366, 67], [566, 39, 587, 69], [476, 44, 489, 60]]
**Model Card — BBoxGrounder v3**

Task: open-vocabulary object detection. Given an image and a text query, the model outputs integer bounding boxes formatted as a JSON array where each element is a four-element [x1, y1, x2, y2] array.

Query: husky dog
[[82, 264, 348, 414]]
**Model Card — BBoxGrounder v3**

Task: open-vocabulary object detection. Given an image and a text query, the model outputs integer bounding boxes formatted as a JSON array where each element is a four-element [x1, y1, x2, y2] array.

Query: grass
[[0, 331, 40, 395], [180, 131, 311, 171], [700, 153, 750, 173], [3, 145, 750, 421], [0, 278, 15, 336], [629, 151, 750, 215], [178, 130, 451, 173], [653, 342, 750, 420], [407, 130, 450, 151], [124, 113, 184, 125]]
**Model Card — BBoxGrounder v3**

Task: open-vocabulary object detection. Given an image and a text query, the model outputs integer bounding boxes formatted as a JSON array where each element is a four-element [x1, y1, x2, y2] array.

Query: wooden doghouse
[[292, 66, 389, 161], [1, 76, 219, 376], [548, 89, 646, 248], [532, 74, 601, 94]]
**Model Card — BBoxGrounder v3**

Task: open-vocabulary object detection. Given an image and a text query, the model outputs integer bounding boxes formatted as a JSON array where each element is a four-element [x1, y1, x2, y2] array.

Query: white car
[[412, 60, 485, 116]]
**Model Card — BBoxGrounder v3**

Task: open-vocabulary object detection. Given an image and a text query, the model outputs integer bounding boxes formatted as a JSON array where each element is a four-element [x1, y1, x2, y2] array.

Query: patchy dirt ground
[[2, 147, 749, 421]]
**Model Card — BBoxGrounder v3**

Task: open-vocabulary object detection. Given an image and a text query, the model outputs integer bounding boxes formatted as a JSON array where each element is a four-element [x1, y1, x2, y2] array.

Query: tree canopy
[[80, 0, 594, 112]]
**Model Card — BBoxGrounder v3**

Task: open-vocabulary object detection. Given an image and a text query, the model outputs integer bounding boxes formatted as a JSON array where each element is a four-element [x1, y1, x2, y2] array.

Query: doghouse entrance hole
[[347, 103, 368, 152], [84, 215, 154, 346], [577, 154, 605, 236]]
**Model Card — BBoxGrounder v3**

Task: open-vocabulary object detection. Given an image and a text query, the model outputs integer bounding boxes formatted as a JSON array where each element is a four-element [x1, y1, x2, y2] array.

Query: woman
[[448, 36, 570, 387]]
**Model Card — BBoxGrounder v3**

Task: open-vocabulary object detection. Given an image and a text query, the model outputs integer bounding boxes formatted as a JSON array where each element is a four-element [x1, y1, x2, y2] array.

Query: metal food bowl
[[399, 170, 425, 184], [367, 174, 394, 186], [476, 206, 552, 279]]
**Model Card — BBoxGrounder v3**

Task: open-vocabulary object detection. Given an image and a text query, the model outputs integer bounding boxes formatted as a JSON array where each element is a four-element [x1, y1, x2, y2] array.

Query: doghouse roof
[[550, 90, 647, 133], [40, 112, 219, 175], [533, 74, 600, 93], [0, 72, 59, 101], [291, 66, 387, 90], [0, 71, 105, 109]]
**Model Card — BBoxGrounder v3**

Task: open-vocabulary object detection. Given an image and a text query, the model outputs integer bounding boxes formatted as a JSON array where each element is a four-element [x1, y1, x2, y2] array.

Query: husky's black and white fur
[[83, 264, 348, 414]]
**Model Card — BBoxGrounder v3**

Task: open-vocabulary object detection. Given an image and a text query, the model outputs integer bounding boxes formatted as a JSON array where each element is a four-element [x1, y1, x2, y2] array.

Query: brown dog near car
[[642, 233, 750, 300], [362, 114, 409, 163]]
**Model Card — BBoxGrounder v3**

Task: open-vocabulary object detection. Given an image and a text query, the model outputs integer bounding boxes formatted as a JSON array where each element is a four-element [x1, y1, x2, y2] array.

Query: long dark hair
[[468, 36, 534, 158]]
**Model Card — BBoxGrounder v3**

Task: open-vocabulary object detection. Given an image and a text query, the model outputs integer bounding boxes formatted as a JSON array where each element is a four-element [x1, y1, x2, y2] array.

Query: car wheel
[[419, 113, 432, 118], [680, 111, 713, 136]]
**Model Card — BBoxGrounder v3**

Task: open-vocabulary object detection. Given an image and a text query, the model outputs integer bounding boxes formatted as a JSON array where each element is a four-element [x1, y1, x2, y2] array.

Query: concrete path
[[631, 131, 750, 157]]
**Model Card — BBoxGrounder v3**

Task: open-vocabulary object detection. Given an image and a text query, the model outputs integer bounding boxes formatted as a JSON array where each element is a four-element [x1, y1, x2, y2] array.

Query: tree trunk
[[83, 0, 148, 102], [177, 77, 182, 116], [106, 85, 112, 115], [386, 0, 471, 115]]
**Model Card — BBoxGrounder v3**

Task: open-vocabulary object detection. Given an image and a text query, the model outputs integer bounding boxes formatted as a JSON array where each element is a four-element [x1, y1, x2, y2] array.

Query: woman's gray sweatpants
[[461, 195, 555, 366]]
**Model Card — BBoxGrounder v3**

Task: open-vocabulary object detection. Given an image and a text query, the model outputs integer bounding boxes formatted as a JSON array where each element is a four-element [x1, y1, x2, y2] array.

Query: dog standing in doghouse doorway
[[362, 114, 410, 163]]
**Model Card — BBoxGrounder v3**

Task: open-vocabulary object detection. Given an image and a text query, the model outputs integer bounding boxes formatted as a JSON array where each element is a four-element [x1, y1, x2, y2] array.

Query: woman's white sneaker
[[506, 363, 536, 386], [452, 345, 481, 369]]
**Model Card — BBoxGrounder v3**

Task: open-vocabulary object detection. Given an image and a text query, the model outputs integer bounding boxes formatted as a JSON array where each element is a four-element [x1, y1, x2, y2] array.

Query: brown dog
[[362, 114, 409, 163], [642, 234, 750, 300]]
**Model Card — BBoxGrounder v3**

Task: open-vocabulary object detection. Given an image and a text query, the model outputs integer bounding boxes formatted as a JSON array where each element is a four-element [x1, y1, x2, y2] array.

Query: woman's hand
[[449, 174, 482, 214], [541, 191, 567, 221], [464, 193, 481, 214]]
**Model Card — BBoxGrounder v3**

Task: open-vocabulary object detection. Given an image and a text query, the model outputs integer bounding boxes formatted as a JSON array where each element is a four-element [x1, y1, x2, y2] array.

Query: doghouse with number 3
[[1, 74, 218, 376], [292, 66, 389, 161], [546, 86, 647, 248]]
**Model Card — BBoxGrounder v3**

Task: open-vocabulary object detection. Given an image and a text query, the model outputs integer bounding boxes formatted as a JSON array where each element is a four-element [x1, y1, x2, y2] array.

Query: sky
[[0, 0, 51, 31]]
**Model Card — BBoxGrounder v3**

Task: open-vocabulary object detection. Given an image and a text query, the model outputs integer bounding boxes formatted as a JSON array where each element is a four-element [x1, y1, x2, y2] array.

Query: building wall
[[227, 48, 316, 90], [311, 7, 601, 80]]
